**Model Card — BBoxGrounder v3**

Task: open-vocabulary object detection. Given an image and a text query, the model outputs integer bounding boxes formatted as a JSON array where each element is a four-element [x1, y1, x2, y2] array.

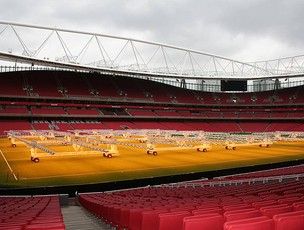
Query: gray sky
[[0, 0, 303, 62]]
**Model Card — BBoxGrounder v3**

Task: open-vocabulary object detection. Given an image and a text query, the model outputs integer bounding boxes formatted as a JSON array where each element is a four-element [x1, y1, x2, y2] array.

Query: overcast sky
[[0, 0, 303, 62]]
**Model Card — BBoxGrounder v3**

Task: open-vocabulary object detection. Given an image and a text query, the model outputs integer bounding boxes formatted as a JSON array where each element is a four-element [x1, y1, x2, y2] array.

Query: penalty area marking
[[0, 149, 18, 181]]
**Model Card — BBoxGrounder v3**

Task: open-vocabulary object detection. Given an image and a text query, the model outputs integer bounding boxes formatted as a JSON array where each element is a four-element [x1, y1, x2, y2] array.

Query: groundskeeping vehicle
[[225, 139, 273, 150], [146, 142, 212, 156], [103, 144, 120, 158]]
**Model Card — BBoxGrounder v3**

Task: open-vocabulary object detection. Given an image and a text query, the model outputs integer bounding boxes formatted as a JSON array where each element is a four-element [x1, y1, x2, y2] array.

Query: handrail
[[158, 173, 304, 188]]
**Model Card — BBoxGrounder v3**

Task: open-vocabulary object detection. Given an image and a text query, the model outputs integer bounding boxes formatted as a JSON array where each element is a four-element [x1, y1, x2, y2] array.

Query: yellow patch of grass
[[0, 138, 303, 187]]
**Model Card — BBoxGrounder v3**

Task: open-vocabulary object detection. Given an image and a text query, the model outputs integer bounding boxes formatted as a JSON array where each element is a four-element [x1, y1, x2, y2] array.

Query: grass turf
[[0, 137, 304, 187]]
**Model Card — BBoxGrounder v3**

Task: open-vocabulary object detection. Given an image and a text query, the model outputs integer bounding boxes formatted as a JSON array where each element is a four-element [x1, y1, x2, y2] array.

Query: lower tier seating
[[79, 180, 304, 230], [0, 196, 65, 230], [0, 120, 303, 135]]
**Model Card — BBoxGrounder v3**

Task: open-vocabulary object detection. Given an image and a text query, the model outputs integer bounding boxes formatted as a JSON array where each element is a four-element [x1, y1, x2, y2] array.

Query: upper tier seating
[[236, 92, 254, 105], [89, 75, 122, 98], [289, 85, 304, 104], [195, 91, 219, 105], [112, 76, 147, 99], [163, 85, 199, 104], [135, 79, 172, 103], [57, 72, 92, 97], [0, 72, 26, 96], [26, 71, 62, 97], [0, 71, 303, 106]]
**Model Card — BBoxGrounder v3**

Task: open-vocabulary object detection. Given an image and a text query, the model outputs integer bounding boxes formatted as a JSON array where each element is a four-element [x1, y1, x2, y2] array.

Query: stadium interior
[[0, 69, 304, 230], [0, 21, 304, 230]]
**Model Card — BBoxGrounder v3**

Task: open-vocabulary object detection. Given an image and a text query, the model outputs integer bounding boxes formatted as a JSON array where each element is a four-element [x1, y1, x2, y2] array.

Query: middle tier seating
[[31, 107, 66, 115]]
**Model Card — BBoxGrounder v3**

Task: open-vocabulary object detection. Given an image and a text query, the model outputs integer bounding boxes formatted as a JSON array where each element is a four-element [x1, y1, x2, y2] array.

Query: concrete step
[[61, 205, 111, 230]]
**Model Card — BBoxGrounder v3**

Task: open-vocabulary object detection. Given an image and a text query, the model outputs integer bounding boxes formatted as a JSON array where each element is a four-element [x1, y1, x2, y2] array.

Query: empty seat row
[[0, 196, 65, 230], [79, 180, 304, 229]]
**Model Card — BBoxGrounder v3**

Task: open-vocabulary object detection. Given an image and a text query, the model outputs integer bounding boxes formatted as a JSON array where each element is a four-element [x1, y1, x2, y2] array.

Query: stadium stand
[[69, 121, 106, 130], [129, 109, 158, 117], [102, 121, 138, 130], [0, 196, 65, 230], [78, 179, 304, 230], [25, 71, 63, 98], [66, 108, 101, 116], [31, 107, 66, 115], [57, 72, 92, 97], [0, 120, 32, 135], [0, 72, 26, 96], [88, 74, 123, 98], [159, 121, 192, 130], [239, 122, 269, 132], [51, 121, 73, 131], [0, 70, 303, 136], [217, 164, 304, 180], [0, 106, 29, 115], [112, 75, 147, 100], [32, 121, 52, 130]]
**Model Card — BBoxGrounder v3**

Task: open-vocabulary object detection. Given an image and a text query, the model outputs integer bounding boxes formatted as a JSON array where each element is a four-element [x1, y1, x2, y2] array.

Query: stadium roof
[[0, 21, 304, 80]]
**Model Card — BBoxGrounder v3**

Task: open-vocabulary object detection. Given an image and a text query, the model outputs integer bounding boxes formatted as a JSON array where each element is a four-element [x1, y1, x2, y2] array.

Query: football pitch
[[0, 137, 304, 187]]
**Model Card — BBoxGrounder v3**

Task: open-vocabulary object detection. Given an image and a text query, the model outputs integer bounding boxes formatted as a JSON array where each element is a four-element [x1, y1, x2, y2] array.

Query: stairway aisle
[[61, 205, 110, 230]]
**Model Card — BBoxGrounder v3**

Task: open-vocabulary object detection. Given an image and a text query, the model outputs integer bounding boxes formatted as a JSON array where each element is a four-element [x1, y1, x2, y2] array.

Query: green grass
[[0, 137, 304, 187]]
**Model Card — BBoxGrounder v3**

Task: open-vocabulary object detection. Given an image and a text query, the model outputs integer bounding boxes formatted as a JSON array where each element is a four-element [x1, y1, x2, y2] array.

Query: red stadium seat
[[260, 205, 293, 218], [224, 209, 262, 222], [141, 209, 168, 230], [192, 207, 223, 215], [23, 223, 65, 230], [158, 211, 191, 230], [273, 210, 304, 230], [293, 202, 304, 211], [128, 207, 152, 230], [253, 200, 279, 209], [223, 204, 253, 212], [223, 216, 274, 230], [183, 214, 224, 230]]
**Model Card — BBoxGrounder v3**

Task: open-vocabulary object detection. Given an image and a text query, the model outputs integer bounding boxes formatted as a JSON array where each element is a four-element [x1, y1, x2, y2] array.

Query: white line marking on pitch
[[0, 149, 18, 181]]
